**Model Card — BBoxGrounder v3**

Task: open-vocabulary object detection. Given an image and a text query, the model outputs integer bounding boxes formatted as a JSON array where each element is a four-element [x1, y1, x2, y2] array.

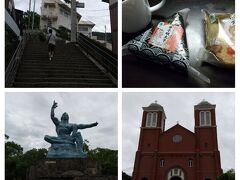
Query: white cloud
[[5, 92, 118, 152]]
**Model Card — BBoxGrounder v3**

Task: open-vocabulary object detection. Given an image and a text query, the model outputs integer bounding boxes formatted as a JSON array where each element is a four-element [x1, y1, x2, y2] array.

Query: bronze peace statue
[[44, 101, 98, 158]]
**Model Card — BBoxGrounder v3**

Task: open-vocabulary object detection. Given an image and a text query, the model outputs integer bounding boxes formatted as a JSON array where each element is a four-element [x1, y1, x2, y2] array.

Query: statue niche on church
[[44, 101, 98, 158]]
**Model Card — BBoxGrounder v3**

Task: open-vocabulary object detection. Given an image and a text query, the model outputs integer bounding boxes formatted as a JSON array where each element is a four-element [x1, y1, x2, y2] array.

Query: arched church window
[[152, 113, 157, 126], [200, 111, 211, 126], [146, 112, 157, 127], [146, 113, 152, 127], [188, 159, 193, 167], [160, 159, 164, 167]]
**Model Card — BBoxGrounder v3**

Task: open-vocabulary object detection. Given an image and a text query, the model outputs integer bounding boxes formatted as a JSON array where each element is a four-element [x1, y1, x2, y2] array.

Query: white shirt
[[47, 33, 56, 45]]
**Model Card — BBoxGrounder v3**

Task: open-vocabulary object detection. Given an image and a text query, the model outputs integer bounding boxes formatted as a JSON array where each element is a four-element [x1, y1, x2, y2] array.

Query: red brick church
[[132, 100, 222, 180]]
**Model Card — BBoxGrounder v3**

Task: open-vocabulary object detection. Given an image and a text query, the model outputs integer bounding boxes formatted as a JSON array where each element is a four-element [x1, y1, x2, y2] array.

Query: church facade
[[132, 100, 222, 180]]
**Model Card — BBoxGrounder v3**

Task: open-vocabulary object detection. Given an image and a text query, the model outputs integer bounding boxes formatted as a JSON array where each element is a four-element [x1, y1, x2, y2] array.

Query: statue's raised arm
[[77, 122, 98, 129], [51, 100, 60, 126]]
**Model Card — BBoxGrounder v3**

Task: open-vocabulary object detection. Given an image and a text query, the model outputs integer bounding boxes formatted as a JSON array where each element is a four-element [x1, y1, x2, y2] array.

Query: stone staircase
[[13, 39, 116, 87]]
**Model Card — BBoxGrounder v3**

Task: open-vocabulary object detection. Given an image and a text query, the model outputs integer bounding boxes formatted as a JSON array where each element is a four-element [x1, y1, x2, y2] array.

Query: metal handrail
[[77, 33, 118, 80], [5, 33, 29, 87]]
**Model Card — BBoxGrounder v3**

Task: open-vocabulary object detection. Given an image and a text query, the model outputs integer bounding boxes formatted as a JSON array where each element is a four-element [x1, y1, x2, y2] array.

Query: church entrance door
[[167, 167, 184, 180]]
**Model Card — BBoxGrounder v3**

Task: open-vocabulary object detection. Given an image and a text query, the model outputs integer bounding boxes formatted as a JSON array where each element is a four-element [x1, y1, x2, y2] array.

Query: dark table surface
[[122, 0, 235, 88]]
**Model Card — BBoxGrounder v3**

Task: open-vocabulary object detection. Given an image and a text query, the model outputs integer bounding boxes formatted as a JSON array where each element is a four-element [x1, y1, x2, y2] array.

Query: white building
[[77, 20, 95, 38], [40, 0, 81, 30], [102, 0, 117, 54]]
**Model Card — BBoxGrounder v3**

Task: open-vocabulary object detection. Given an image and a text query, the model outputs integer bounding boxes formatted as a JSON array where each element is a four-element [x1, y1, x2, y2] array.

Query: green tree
[[23, 11, 40, 29], [5, 140, 47, 180], [5, 141, 23, 180], [88, 147, 118, 175], [54, 26, 71, 40], [5, 141, 23, 158], [83, 139, 90, 152], [16, 148, 48, 179], [83, 139, 117, 176], [216, 169, 235, 180]]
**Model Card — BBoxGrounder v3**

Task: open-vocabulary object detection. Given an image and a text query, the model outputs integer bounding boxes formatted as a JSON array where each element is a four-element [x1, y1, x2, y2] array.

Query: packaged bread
[[202, 9, 235, 67]]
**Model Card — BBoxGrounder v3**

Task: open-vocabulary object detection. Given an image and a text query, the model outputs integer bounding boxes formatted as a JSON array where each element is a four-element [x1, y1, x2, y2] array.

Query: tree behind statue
[[5, 139, 47, 180]]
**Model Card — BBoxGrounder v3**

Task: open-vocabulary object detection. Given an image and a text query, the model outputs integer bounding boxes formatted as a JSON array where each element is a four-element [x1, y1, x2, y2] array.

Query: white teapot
[[122, 0, 166, 33]]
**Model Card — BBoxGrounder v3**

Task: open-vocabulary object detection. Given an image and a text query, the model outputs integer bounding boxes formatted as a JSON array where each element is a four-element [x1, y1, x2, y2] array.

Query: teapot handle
[[149, 0, 166, 12]]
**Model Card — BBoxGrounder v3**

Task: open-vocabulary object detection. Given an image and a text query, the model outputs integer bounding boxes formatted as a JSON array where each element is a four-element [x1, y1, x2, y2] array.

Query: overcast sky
[[5, 92, 117, 151], [14, 0, 111, 32], [122, 92, 235, 175]]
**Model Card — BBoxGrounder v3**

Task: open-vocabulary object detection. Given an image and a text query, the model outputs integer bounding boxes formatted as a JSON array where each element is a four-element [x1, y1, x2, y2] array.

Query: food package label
[[149, 22, 184, 52]]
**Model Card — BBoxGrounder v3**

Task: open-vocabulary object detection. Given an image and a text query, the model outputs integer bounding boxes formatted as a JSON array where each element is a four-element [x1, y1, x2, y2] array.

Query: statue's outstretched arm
[[51, 100, 60, 126], [77, 122, 98, 129]]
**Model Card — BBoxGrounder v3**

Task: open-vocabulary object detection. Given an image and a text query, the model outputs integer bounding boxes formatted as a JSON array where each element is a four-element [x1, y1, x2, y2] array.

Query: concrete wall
[[5, 9, 20, 37]]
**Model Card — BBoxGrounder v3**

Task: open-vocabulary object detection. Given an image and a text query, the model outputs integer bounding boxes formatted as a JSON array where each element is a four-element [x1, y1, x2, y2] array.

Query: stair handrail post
[[71, 0, 77, 42], [31, 0, 36, 30], [28, 0, 32, 30]]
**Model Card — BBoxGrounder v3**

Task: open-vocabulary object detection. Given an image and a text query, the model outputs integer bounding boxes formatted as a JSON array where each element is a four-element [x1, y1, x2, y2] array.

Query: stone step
[[20, 61, 92, 65], [13, 82, 115, 88], [21, 57, 89, 61], [17, 71, 101, 76], [19, 66, 100, 73], [15, 77, 112, 83], [19, 63, 98, 69], [16, 73, 108, 79]]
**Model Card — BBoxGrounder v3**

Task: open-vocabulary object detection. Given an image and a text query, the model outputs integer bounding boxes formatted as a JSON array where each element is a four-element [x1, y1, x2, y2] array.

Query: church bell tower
[[194, 100, 222, 179], [132, 101, 166, 180]]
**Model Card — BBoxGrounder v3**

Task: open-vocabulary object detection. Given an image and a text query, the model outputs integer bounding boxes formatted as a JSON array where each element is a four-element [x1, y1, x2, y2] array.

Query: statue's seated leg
[[72, 132, 84, 153], [44, 135, 56, 144], [44, 135, 75, 145]]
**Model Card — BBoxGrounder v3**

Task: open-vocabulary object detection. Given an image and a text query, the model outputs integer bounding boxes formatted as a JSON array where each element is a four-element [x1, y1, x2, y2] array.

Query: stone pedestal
[[28, 158, 117, 180], [47, 143, 87, 158]]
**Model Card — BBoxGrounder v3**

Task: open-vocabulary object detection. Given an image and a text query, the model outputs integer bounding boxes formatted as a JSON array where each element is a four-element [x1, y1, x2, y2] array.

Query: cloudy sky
[[122, 92, 235, 175], [14, 0, 111, 32], [5, 92, 117, 151]]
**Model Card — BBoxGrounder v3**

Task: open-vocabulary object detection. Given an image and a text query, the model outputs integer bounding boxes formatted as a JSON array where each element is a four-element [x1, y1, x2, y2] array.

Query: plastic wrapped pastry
[[202, 9, 235, 67], [126, 9, 210, 83]]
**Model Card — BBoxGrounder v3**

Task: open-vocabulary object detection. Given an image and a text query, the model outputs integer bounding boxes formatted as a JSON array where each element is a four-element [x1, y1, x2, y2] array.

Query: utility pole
[[104, 25, 107, 44], [31, 0, 36, 30], [28, 0, 32, 29], [71, 0, 77, 42]]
